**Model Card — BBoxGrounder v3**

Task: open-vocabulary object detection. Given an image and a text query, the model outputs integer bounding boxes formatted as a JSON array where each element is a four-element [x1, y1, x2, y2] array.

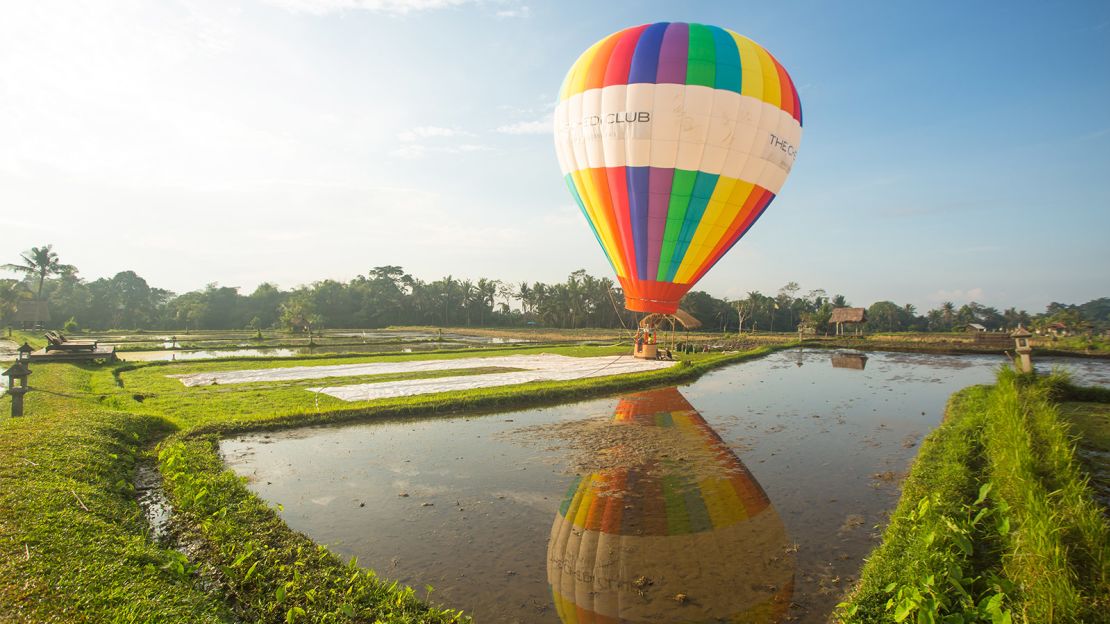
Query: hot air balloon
[[547, 387, 794, 623], [554, 22, 803, 315]]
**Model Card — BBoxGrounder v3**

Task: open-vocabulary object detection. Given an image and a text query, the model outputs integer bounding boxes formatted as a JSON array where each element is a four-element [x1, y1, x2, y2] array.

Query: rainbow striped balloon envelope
[[546, 387, 794, 623], [554, 22, 803, 314]]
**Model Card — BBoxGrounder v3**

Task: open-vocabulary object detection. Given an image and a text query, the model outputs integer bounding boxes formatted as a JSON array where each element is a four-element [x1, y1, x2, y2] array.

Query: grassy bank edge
[[838, 371, 1110, 623], [0, 367, 234, 623], [152, 344, 786, 623]]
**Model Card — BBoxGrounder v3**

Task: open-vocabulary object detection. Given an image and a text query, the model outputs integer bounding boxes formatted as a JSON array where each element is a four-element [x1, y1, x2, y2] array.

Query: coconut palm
[[941, 301, 956, 330], [4, 244, 76, 300]]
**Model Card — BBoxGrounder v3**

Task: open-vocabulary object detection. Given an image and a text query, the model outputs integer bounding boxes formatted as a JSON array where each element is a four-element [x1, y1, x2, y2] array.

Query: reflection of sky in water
[[221, 351, 1110, 623]]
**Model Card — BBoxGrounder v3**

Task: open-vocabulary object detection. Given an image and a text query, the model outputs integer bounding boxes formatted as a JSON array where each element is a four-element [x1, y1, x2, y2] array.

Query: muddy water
[[221, 351, 1110, 623]]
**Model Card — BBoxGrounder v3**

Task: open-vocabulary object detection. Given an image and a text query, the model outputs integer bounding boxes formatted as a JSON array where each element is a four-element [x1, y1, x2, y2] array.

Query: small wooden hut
[[829, 307, 866, 336], [12, 301, 50, 330]]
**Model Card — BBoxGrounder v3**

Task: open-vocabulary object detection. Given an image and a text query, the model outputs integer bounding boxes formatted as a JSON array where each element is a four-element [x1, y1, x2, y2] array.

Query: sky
[[1, 0, 1108, 313]]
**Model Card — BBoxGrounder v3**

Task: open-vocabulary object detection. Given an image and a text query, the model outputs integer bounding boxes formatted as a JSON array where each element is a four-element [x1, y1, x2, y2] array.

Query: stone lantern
[[4, 360, 32, 417], [17, 342, 33, 361], [1011, 325, 1033, 374]]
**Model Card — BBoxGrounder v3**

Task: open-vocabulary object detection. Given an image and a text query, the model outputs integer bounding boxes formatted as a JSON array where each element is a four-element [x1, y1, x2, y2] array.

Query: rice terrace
[[2, 3, 1109, 624]]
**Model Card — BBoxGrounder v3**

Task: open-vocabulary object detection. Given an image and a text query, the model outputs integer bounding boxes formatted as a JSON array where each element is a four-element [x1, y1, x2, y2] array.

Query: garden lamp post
[[4, 360, 31, 417], [1011, 325, 1033, 374]]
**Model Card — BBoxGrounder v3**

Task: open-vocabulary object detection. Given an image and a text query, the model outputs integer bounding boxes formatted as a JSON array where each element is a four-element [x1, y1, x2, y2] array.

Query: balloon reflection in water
[[547, 387, 794, 623]]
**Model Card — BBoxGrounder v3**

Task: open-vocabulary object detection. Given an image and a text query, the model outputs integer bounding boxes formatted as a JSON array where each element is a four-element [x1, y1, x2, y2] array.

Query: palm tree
[[515, 282, 533, 315], [4, 244, 75, 299], [941, 301, 955, 330]]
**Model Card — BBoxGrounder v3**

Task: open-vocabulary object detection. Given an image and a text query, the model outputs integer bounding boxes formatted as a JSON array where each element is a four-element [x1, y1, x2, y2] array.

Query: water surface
[[221, 351, 1110, 623]]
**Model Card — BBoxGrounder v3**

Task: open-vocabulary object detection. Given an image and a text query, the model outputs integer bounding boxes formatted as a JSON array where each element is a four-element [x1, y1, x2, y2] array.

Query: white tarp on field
[[170, 353, 675, 394], [308, 355, 676, 402]]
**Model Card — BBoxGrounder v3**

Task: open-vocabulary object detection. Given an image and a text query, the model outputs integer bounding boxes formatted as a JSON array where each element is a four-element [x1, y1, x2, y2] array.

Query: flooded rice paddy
[[221, 351, 1110, 623]]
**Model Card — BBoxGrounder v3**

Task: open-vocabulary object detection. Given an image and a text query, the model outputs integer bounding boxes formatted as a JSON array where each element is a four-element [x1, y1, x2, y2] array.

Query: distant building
[[12, 301, 50, 330], [965, 323, 987, 333], [1045, 322, 1070, 337], [829, 307, 867, 336]]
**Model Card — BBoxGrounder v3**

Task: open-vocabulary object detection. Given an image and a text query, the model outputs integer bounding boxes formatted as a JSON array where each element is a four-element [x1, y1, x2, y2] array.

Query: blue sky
[[1, 0, 1107, 312]]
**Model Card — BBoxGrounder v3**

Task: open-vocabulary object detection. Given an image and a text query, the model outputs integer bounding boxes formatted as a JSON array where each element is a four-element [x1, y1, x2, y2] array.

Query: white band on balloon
[[553, 83, 801, 195]]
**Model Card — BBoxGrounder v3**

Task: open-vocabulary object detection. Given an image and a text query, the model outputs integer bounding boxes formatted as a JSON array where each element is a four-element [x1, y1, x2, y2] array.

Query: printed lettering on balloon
[[563, 111, 652, 142], [768, 133, 797, 158]]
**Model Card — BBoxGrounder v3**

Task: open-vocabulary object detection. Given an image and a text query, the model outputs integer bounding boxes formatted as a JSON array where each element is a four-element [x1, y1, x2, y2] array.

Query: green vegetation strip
[[0, 367, 232, 622], [99, 365, 526, 425], [1, 343, 783, 622], [158, 438, 466, 624], [839, 369, 1110, 623]]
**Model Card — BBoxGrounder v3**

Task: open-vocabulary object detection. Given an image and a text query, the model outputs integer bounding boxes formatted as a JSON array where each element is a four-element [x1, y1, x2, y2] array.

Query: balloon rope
[[605, 285, 636, 343]]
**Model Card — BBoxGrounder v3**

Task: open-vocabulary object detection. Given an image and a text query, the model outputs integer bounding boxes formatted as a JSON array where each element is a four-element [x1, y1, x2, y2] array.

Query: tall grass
[[840, 369, 1110, 623], [985, 368, 1110, 621], [840, 386, 1009, 622]]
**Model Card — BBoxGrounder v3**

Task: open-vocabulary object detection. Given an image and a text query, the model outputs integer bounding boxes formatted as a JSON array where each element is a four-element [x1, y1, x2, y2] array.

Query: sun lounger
[[44, 331, 98, 352]]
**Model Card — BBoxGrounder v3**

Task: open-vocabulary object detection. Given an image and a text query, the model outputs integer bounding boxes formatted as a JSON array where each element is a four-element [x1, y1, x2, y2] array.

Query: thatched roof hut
[[12, 301, 50, 329], [829, 307, 866, 336], [829, 307, 866, 324]]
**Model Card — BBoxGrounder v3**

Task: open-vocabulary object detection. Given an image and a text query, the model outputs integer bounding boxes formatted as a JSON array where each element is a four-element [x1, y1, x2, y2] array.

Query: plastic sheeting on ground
[[170, 353, 675, 392], [307, 355, 677, 402]]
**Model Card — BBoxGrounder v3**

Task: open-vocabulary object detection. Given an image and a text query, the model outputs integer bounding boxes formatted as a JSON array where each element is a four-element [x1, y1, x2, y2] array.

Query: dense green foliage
[[840, 371, 1110, 623], [3, 245, 1107, 333]]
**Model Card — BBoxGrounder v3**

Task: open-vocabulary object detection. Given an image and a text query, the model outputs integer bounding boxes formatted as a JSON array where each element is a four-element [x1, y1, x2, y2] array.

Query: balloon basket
[[632, 343, 658, 359]]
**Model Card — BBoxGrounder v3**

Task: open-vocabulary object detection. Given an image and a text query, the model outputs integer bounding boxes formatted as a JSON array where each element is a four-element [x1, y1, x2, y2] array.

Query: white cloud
[[495, 5, 530, 18], [263, 0, 477, 16], [397, 126, 475, 142], [394, 125, 485, 158], [541, 204, 584, 227], [495, 117, 549, 135], [929, 288, 985, 303], [391, 143, 490, 159]]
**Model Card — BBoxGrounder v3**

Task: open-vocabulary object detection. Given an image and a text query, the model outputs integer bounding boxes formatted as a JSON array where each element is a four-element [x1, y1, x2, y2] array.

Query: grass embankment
[[840, 369, 1110, 623], [6, 329, 46, 350], [0, 366, 233, 622], [2, 342, 784, 622]]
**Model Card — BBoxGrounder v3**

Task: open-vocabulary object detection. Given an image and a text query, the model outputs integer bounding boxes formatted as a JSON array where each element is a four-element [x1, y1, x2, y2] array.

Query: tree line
[[1, 245, 1107, 335]]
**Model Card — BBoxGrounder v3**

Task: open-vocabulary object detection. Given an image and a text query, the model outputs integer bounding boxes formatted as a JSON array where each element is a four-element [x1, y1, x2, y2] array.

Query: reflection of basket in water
[[547, 387, 794, 623]]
